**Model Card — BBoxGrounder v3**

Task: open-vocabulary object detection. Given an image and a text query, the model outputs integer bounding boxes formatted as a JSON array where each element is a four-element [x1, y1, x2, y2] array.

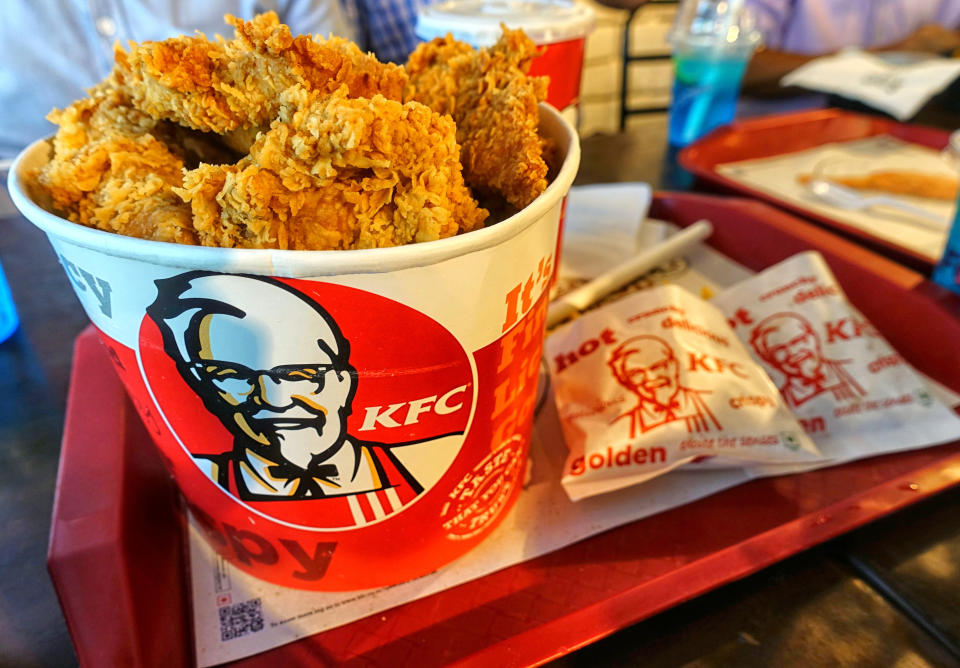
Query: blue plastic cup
[[668, 43, 753, 147], [932, 191, 960, 294], [667, 0, 761, 147], [0, 260, 19, 342]]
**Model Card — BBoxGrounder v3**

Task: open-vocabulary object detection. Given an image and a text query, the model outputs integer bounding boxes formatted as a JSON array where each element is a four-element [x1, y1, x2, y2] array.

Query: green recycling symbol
[[781, 432, 800, 451]]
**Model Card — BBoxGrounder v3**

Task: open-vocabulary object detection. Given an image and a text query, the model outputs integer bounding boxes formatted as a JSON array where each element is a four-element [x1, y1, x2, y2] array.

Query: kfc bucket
[[10, 104, 579, 591], [416, 0, 595, 121]]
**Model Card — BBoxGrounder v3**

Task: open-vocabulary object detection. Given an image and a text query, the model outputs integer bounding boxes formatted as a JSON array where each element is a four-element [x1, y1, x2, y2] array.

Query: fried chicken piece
[[175, 85, 487, 250], [113, 12, 407, 152], [405, 28, 550, 209], [798, 171, 959, 201], [39, 84, 197, 244]]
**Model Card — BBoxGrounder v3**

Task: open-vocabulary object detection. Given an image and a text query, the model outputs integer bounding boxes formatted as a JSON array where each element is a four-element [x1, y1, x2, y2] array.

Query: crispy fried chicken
[[38, 83, 198, 244], [405, 28, 550, 210], [176, 85, 487, 249], [113, 12, 407, 152], [36, 14, 566, 250]]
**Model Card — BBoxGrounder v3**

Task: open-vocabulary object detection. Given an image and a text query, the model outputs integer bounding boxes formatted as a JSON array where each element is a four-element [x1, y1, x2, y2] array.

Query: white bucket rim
[[8, 103, 580, 277]]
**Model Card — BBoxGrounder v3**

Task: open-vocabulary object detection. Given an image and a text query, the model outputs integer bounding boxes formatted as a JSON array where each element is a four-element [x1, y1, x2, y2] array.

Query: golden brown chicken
[[405, 28, 550, 210], [113, 12, 407, 152], [176, 85, 488, 249], [37, 14, 567, 251], [798, 171, 959, 201], [38, 83, 198, 244]]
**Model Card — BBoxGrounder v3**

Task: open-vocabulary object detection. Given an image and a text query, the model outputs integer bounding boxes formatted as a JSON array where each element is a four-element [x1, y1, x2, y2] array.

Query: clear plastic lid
[[415, 0, 595, 47], [668, 0, 762, 51]]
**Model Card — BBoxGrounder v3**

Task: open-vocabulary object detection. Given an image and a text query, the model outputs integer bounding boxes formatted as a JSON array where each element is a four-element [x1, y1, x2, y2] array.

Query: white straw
[[546, 219, 714, 328]]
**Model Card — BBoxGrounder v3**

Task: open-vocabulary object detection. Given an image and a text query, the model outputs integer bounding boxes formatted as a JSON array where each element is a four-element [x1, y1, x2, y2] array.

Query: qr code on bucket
[[218, 598, 264, 641]]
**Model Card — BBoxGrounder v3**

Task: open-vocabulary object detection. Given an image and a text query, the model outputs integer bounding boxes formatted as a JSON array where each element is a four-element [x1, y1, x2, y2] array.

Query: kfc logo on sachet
[[608, 335, 721, 437], [139, 272, 475, 529], [750, 313, 865, 408]]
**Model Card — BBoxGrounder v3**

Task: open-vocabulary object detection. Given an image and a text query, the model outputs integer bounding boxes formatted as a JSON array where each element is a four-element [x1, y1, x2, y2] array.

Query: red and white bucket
[[9, 105, 579, 591], [416, 0, 595, 124]]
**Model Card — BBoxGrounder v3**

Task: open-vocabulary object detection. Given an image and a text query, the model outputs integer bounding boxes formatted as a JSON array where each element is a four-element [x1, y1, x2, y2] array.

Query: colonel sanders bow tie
[[267, 460, 339, 497]]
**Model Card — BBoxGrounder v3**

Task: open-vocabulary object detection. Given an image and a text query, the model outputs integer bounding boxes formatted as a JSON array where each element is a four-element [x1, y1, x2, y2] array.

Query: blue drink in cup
[[932, 196, 960, 294], [667, 0, 761, 147], [0, 260, 18, 343], [669, 48, 751, 146], [933, 130, 960, 294]]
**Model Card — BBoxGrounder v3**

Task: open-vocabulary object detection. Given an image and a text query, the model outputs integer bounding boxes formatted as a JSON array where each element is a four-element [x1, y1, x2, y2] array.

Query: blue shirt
[[344, 0, 436, 65], [0, 0, 357, 158]]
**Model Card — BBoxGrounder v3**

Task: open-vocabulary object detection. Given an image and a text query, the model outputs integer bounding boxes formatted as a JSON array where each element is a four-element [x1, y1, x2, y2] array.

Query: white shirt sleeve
[[272, 0, 360, 43]]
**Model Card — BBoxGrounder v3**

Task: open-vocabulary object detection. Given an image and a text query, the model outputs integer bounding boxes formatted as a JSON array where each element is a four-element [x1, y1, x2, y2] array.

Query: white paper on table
[[715, 136, 957, 261], [782, 49, 960, 120], [558, 181, 753, 296], [559, 182, 652, 279], [187, 184, 960, 666]]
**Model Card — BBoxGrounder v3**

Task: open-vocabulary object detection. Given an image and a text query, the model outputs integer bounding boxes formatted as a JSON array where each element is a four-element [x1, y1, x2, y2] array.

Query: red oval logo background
[[138, 274, 475, 530]]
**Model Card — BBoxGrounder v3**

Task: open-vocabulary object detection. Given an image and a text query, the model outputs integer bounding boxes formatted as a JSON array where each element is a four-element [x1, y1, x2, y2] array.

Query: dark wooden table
[[2, 118, 960, 667]]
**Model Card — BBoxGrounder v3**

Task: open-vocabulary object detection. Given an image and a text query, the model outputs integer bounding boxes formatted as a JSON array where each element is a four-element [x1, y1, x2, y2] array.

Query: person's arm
[[742, 48, 819, 96], [741, 0, 805, 95], [882, 23, 960, 54]]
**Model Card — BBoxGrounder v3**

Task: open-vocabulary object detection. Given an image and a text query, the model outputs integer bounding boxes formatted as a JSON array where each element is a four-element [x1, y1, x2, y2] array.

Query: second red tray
[[678, 108, 954, 272]]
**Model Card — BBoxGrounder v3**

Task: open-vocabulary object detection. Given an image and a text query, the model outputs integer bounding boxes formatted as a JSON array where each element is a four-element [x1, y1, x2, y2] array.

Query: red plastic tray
[[49, 193, 960, 667], [678, 108, 953, 272]]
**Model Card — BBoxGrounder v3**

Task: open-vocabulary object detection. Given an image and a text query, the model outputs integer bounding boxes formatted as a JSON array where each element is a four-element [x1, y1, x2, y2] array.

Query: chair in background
[[592, 0, 675, 130]]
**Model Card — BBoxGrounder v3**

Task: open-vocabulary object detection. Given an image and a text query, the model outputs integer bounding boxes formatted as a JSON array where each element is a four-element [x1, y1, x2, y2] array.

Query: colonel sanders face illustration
[[146, 273, 357, 471], [608, 336, 680, 409], [750, 314, 823, 383]]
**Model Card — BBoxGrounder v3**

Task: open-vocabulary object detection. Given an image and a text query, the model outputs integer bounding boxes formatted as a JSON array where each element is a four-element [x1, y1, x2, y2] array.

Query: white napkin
[[782, 49, 960, 120]]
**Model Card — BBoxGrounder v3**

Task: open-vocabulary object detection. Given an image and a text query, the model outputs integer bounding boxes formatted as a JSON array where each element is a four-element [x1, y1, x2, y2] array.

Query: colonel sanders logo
[[608, 335, 721, 438], [143, 272, 472, 528], [750, 313, 865, 408]]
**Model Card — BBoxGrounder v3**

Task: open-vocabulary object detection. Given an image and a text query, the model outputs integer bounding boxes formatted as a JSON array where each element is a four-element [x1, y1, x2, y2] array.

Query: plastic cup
[[9, 104, 580, 591], [933, 129, 960, 293], [416, 0, 595, 123], [0, 261, 17, 343], [667, 0, 761, 147], [0, 163, 20, 343], [668, 42, 754, 146]]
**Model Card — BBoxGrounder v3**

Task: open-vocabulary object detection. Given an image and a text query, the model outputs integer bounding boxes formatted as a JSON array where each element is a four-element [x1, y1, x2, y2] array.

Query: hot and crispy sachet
[[37, 13, 551, 250], [547, 284, 822, 501]]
